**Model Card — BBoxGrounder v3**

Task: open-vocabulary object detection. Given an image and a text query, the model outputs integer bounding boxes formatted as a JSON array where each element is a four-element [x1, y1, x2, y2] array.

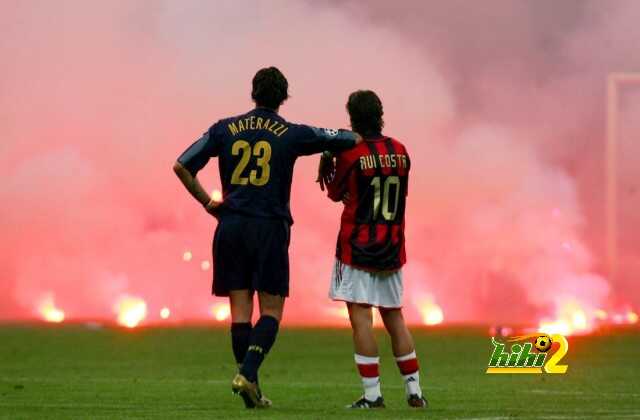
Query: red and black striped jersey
[[327, 136, 410, 271]]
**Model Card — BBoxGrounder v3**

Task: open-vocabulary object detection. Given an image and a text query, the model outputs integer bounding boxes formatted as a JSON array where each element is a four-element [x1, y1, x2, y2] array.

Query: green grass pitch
[[1, 325, 638, 419]]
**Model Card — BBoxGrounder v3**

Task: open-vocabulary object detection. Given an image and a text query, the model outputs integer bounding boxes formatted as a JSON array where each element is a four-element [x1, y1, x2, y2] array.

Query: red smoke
[[1, 1, 639, 329]]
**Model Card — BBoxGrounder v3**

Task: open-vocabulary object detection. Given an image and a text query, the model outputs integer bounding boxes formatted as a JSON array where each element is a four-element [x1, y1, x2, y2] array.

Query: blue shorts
[[212, 214, 290, 297]]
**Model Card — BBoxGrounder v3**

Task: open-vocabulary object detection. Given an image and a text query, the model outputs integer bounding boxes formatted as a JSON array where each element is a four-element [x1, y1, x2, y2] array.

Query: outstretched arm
[[173, 162, 220, 215], [293, 125, 362, 157]]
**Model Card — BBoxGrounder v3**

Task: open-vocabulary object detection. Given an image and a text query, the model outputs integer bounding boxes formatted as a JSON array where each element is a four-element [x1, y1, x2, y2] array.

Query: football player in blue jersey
[[174, 67, 361, 408]]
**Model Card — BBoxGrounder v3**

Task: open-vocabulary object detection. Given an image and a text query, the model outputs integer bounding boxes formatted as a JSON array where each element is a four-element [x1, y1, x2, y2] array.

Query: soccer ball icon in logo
[[534, 335, 553, 352]]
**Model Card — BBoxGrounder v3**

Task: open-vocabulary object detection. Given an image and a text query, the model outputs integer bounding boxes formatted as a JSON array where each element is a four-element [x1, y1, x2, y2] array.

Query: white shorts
[[329, 260, 403, 308]]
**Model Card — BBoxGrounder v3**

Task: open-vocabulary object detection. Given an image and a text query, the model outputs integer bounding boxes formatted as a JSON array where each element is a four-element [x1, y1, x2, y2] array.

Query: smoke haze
[[1, 0, 638, 326]]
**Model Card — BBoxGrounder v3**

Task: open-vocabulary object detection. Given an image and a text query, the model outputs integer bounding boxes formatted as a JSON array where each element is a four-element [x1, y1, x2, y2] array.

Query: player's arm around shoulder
[[312, 127, 362, 190], [317, 146, 360, 203], [316, 150, 336, 193], [290, 124, 362, 156]]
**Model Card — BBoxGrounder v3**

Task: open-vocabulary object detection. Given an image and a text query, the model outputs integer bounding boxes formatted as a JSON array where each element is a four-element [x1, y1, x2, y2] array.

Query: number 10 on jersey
[[370, 176, 400, 221]]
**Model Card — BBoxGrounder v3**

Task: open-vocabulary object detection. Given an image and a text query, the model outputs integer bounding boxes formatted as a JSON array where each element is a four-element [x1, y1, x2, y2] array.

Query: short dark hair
[[252, 67, 289, 109], [346, 90, 384, 136]]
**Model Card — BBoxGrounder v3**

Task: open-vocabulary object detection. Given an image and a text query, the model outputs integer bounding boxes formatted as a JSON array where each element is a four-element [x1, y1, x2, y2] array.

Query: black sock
[[231, 322, 252, 365], [231, 322, 260, 384], [240, 315, 279, 383]]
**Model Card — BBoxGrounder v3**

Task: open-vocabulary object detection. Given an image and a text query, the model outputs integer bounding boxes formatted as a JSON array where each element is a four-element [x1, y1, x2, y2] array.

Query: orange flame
[[201, 260, 211, 271], [326, 306, 350, 320], [594, 309, 608, 320], [211, 189, 223, 202], [183, 251, 192, 262], [538, 300, 592, 336], [325, 306, 383, 326], [210, 303, 230, 321], [539, 319, 572, 336], [571, 308, 588, 330], [420, 301, 444, 325], [160, 307, 171, 319], [114, 296, 147, 328], [38, 295, 65, 323]]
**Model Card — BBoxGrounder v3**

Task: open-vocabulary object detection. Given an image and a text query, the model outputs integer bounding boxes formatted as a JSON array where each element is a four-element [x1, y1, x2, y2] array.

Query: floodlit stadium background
[[1, 0, 639, 334]]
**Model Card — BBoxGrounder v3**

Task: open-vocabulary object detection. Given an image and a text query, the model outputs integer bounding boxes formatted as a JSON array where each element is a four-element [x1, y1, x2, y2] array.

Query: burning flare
[[326, 306, 350, 320], [538, 319, 572, 336], [420, 300, 444, 326], [160, 307, 171, 319], [114, 295, 147, 328], [38, 295, 65, 323], [594, 309, 608, 320], [211, 303, 230, 321], [626, 311, 638, 324], [539, 300, 592, 336], [211, 189, 223, 202]]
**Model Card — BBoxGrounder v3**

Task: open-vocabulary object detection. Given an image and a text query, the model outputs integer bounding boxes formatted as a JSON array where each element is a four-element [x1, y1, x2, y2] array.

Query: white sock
[[402, 371, 421, 397], [362, 376, 382, 401], [354, 354, 382, 400], [396, 351, 422, 397]]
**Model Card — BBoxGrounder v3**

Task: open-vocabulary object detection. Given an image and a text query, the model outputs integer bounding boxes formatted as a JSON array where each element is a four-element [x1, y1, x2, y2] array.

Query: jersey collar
[[254, 106, 278, 114], [364, 133, 385, 142]]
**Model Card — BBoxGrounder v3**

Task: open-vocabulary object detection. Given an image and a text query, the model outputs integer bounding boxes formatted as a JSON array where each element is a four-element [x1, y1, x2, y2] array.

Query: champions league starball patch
[[323, 128, 339, 137]]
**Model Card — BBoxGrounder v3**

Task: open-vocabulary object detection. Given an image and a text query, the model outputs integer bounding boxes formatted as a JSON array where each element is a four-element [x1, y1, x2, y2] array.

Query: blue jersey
[[177, 107, 357, 224]]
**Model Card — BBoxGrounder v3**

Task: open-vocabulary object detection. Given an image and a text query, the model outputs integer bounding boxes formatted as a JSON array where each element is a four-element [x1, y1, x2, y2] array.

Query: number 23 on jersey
[[230, 140, 272, 186]]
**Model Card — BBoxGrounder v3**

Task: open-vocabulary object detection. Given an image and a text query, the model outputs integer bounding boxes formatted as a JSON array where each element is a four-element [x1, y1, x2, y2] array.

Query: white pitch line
[[455, 417, 512, 420], [529, 389, 640, 398], [458, 412, 640, 420]]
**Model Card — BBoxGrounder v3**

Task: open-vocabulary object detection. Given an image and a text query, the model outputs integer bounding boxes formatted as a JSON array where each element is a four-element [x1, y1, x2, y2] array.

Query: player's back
[[329, 136, 410, 271], [215, 107, 296, 223], [178, 107, 357, 225]]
